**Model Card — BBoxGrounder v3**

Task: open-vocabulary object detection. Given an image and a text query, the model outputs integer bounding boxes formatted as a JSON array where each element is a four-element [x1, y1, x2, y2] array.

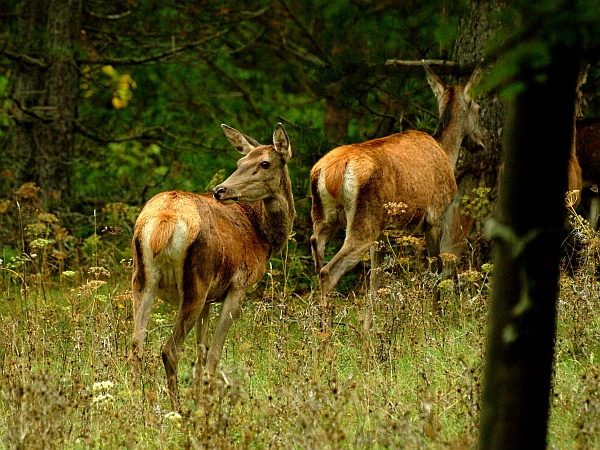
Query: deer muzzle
[[213, 186, 239, 204]]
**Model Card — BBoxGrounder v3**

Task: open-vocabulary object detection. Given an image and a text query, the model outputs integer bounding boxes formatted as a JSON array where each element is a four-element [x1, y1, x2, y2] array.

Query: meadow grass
[[0, 199, 599, 449]]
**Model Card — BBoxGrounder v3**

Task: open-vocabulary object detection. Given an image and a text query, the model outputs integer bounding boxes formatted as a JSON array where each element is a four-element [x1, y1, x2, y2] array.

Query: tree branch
[[10, 98, 59, 123], [355, 97, 398, 123], [385, 59, 463, 68], [76, 29, 230, 66], [261, 37, 327, 67], [84, 7, 132, 20], [207, 60, 261, 116], [75, 121, 213, 153], [1, 49, 48, 67], [409, 100, 437, 119], [75, 121, 167, 143], [283, 40, 328, 67], [276, 0, 332, 66]]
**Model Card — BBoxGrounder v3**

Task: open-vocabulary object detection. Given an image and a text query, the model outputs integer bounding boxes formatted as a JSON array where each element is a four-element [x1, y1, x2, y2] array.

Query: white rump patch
[[140, 218, 191, 297], [317, 170, 338, 217], [338, 165, 359, 225], [315, 164, 360, 228]]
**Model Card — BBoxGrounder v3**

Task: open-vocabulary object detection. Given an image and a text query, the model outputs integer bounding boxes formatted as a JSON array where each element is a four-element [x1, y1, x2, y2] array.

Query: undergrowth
[[0, 187, 599, 449]]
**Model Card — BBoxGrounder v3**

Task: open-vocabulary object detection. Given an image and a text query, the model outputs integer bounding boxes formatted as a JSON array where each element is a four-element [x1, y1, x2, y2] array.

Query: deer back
[[311, 130, 456, 230], [132, 191, 274, 304], [133, 124, 295, 305]]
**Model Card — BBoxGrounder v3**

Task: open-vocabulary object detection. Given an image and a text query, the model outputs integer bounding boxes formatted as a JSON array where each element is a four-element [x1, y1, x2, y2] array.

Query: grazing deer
[[130, 124, 295, 410], [310, 64, 484, 329]]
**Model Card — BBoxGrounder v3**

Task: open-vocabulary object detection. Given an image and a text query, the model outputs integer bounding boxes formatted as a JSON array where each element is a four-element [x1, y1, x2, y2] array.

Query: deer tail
[[323, 158, 348, 201], [148, 213, 178, 258]]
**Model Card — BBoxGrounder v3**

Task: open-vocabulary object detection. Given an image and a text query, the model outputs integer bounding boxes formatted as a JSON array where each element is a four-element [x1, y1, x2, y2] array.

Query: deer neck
[[259, 168, 295, 254], [433, 120, 464, 172]]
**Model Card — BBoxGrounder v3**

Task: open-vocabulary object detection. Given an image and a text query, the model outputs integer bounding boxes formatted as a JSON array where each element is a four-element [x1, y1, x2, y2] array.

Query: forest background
[[1, 0, 599, 268], [0, 0, 528, 259]]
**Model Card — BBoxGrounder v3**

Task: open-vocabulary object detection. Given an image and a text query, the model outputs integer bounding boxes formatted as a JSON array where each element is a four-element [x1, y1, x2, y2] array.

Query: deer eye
[[260, 161, 270, 169]]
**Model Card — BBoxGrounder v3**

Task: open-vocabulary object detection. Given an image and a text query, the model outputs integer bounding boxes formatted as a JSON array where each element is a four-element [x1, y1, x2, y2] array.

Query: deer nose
[[213, 186, 227, 200]]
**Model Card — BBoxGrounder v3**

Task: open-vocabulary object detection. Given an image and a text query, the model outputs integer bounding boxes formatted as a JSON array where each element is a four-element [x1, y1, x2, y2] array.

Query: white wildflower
[[92, 393, 115, 405], [165, 411, 182, 422], [93, 380, 115, 392]]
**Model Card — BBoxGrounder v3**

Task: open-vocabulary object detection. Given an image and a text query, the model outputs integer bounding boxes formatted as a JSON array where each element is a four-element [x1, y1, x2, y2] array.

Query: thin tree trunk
[[478, 45, 580, 449], [12, 0, 81, 210], [440, 0, 505, 267]]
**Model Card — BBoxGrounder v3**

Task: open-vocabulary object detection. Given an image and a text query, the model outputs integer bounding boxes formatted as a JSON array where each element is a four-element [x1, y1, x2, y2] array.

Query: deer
[[446, 71, 587, 281], [575, 117, 600, 227], [310, 64, 484, 331], [130, 123, 295, 410]]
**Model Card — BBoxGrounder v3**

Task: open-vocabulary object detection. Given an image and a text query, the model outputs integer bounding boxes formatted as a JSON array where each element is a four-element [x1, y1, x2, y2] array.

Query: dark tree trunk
[[440, 0, 506, 266], [324, 97, 352, 145], [323, 81, 353, 145], [12, 0, 81, 210], [478, 44, 581, 450]]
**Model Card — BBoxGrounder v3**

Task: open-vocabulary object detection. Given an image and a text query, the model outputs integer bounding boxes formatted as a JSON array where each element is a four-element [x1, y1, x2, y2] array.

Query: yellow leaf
[[102, 65, 116, 76]]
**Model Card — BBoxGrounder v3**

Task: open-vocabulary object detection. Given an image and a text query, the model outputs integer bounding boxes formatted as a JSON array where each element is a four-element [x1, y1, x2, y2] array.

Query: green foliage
[[203, 169, 226, 192], [461, 187, 492, 219], [0, 0, 478, 227], [102, 202, 142, 229], [482, 0, 600, 99], [81, 233, 101, 259]]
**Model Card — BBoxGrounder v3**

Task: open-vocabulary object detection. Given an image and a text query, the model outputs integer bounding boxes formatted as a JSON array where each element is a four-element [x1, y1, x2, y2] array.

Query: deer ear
[[423, 62, 445, 100], [273, 123, 292, 161], [221, 124, 262, 154], [464, 63, 483, 96]]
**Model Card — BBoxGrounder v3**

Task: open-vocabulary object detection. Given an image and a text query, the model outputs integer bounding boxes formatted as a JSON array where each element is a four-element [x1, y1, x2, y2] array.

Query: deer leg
[[425, 219, 443, 269], [425, 221, 444, 312], [204, 287, 245, 376], [320, 228, 378, 295], [310, 220, 339, 272], [161, 279, 208, 411], [319, 230, 377, 330], [312, 220, 339, 331], [364, 242, 385, 333], [369, 239, 387, 293], [192, 302, 211, 382], [439, 194, 474, 279], [130, 278, 158, 390]]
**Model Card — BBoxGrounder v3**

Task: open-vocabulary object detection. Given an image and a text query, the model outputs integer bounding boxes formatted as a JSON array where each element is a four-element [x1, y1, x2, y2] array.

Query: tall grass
[[0, 189, 599, 449]]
